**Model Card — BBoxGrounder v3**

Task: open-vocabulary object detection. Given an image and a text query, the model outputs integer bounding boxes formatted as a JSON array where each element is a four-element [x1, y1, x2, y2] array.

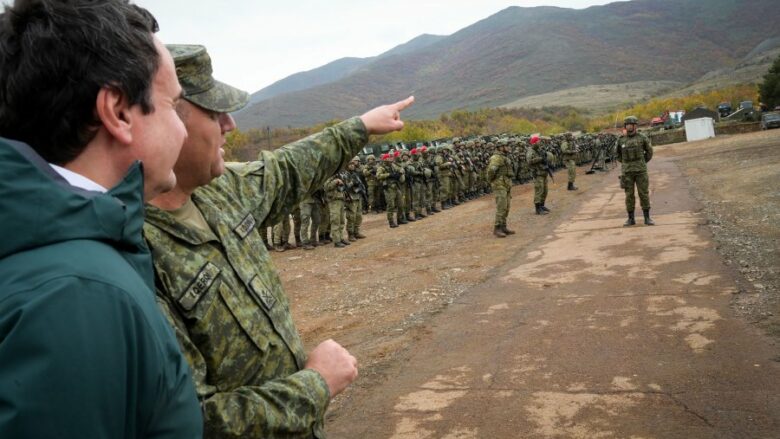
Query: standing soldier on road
[[362, 155, 379, 212], [438, 145, 456, 209], [527, 135, 551, 215], [376, 153, 406, 227], [144, 44, 414, 437], [561, 134, 579, 191], [487, 139, 516, 238], [344, 158, 366, 241], [616, 116, 655, 226], [325, 173, 349, 248]]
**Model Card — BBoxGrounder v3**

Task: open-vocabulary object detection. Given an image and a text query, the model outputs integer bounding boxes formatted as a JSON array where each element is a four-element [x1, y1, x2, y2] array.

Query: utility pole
[[266, 126, 271, 150]]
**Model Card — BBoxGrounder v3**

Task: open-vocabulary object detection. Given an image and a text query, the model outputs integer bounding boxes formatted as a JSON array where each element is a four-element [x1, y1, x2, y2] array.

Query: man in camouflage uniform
[[560, 134, 578, 191], [436, 146, 453, 208], [344, 158, 366, 241], [144, 45, 413, 438], [527, 135, 551, 215], [488, 139, 516, 238], [324, 173, 349, 248], [376, 152, 406, 227], [616, 116, 655, 226], [400, 150, 417, 221], [362, 155, 380, 212], [420, 146, 438, 214]]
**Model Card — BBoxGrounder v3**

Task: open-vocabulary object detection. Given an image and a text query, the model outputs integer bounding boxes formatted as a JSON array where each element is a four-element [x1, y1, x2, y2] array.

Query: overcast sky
[[5, 1, 614, 94]]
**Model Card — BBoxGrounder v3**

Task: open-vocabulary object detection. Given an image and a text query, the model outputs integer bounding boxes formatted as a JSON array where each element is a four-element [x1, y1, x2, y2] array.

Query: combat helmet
[[624, 116, 639, 126]]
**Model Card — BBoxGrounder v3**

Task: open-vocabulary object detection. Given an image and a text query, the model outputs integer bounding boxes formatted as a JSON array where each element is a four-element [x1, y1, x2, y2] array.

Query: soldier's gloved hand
[[360, 96, 415, 135], [305, 339, 358, 398]]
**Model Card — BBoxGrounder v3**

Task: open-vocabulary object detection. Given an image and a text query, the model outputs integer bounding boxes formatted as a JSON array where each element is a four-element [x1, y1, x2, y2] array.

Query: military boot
[[494, 226, 507, 238], [502, 225, 516, 235], [643, 209, 655, 226], [334, 241, 346, 248], [442, 201, 451, 210], [567, 182, 578, 191], [348, 234, 356, 242], [341, 239, 351, 246], [417, 212, 427, 219], [389, 218, 398, 228], [624, 211, 636, 227], [541, 204, 551, 213], [355, 231, 366, 239], [398, 216, 408, 225], [535, 204, 548, 215]]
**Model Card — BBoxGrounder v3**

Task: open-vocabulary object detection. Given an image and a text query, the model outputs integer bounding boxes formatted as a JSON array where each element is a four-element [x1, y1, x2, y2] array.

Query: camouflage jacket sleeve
[[643, 135, 654, 162], [223, 117, 368, 227], [154, 293, 330, 439], [526, 148, 543, 165]]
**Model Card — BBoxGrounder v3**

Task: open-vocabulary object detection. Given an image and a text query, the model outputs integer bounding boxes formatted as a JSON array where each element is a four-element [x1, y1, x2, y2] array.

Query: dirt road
[[273, 132, 780, 438]]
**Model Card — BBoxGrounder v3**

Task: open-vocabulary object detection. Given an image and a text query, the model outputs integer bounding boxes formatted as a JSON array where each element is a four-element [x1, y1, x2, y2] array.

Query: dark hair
[[0, 0, 160, 164]]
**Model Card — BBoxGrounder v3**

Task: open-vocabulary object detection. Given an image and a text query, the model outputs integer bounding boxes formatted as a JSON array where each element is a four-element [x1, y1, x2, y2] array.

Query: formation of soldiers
[[263, 131, 620, 247]]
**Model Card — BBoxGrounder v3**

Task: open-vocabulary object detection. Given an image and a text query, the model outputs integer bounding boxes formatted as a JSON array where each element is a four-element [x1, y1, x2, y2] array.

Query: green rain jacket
[[0, 138, 202, 439]]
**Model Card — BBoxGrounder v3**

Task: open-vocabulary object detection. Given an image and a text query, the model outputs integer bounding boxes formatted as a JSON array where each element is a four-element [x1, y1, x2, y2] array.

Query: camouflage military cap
[[366, 155, 376, 161], [167, 44, 249, 113], [497, 138, 509, 146], [350, 156, 360, 163], [624, 116, 639, 125]]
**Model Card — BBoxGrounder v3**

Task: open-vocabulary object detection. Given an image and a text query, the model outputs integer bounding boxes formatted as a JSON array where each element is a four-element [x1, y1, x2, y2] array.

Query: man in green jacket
[[0, 1, 202, 438], [144, 44, 413, 438]]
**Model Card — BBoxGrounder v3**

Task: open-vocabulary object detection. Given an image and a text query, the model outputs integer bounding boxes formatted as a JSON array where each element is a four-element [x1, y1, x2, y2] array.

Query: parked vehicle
[[760, 112, 780, 130], [717, 102, 732, 118]]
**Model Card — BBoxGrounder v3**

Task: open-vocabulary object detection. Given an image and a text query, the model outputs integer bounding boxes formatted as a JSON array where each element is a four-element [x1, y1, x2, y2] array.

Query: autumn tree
[[759, 54, 780, 110]]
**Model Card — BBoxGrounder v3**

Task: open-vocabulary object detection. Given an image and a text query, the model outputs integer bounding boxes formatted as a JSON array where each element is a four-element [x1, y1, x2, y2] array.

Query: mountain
[[235, 0, 780, 129], [239, 34, 447, 108]]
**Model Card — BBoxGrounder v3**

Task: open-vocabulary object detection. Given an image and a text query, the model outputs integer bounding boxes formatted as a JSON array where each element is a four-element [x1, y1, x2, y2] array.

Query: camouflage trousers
[[413, 182, 424, 214], [299, 201, 320, 245], [424, 181, 435, 210], [534, 175, 548, 205], [623, 171, 650, 212], [367, 181, 377, 210], [384, 185, 400, 222], [319, 200, 330, 239], [345, 199, 362, 236], [328, 199, 346, 243], [439, 176, 451, 203], [273, 208, 301, 246], [566, 159, 576, 184], [403, 184, 412, 216], [493, 187, 511, 227]]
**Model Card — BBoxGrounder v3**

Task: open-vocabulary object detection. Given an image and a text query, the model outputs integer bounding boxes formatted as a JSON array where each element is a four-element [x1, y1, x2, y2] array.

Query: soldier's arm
[[644, 136, 654, 162], [526, 150, 542, 165], [223, 97, 413, 226], [616, 140, 623, 163], [154, 295, 330, 438]]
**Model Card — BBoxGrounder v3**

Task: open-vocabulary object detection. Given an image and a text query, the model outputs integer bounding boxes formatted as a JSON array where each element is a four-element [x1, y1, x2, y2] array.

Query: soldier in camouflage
[[144, 45, 413, 438], [527, 135, 551, 215], [362, 155, 380, 212], [324, 173, 349, 247], [560, 133, 578, 191], [376, 152, 405, 227], [487, 139, 515, 238], [344, 158, 366, 241], [616, 116, 655, 226]]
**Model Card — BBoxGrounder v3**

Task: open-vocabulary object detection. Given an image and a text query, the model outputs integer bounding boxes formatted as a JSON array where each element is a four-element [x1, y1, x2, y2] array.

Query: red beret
[[530, 135, 540, 145], [381, 153, 391, 161], [393, 150, 401, 157], [411, 148, 418, 155]]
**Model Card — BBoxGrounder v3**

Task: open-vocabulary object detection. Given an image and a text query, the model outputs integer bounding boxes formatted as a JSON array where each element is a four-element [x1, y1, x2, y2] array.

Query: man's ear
[[95, 86, 133, 145]]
